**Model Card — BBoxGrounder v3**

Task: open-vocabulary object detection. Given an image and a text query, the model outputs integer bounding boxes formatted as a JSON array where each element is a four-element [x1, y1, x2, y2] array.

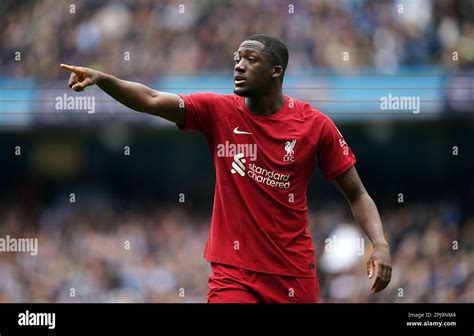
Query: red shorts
[[207, 262, 319, 303]]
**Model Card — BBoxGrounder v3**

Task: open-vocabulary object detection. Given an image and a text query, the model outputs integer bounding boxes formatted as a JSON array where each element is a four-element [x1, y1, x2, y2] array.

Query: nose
[[234, 59, 245, 73]]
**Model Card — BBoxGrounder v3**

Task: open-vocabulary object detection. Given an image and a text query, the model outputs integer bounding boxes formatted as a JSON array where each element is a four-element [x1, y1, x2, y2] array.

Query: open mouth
[[234, 75, 246, 86]]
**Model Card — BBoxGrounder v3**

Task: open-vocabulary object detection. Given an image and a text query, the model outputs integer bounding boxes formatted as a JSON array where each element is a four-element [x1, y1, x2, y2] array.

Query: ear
[[272, 65, 283, 79]]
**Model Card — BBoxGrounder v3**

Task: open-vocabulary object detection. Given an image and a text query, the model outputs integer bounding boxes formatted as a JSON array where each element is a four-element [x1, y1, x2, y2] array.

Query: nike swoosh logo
[[233, 127, 252, 135]]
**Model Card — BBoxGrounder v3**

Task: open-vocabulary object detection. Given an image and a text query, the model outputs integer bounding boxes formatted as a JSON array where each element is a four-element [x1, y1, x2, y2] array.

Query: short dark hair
[[246, 34, 289, 72]]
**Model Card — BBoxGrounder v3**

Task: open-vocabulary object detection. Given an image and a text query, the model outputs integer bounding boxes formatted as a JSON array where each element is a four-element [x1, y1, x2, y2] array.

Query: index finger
[[371, 263, 382, 291], [60, 64, 80, 73]]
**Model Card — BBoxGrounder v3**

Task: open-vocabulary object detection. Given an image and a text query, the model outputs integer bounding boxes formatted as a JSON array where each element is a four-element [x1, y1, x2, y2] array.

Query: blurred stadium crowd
[[0, 198, 472, 303], [0, 0, 473, 304], [1, 0, 474, 79]]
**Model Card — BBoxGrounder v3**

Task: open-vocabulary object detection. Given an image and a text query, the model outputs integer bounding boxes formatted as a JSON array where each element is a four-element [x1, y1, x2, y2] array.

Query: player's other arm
[[333, 166, 392, 293], [60, 64, 185, 124]]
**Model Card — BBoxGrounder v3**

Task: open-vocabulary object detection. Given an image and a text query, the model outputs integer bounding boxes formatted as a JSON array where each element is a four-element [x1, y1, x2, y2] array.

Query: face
[[233, 40, 282, 97]]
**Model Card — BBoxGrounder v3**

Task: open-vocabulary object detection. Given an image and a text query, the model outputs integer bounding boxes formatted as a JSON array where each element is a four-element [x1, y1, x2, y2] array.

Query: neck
[[245, 89, 285, 116]]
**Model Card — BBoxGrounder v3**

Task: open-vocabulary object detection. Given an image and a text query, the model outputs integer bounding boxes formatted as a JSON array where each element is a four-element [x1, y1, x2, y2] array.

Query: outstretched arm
[[333, 166, 392, 293], [60, 64, 185, 124]]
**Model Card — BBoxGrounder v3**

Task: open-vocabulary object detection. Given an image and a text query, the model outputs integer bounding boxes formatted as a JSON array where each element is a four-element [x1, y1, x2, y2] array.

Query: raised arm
[[60, 64, 185, 124], [332, 166, 392, 293]]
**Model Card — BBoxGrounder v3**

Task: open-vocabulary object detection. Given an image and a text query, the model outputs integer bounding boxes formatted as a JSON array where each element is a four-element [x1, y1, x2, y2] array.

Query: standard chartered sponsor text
[[247, 163, 290, 189]]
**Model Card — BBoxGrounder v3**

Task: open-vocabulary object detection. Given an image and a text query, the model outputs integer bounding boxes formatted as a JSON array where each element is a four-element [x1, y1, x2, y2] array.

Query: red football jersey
[[178, 93, 356, 277]]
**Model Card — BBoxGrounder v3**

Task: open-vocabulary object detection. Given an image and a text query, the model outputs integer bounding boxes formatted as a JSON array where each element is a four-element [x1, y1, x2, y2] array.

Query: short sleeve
[[317, 116, 357, 180], [176, 92, 218, 134]]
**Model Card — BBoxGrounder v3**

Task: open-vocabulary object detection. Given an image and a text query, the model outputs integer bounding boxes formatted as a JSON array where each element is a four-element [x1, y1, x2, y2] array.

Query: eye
[[248, 57, 256, 64], [234, 56, 240, 64]]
